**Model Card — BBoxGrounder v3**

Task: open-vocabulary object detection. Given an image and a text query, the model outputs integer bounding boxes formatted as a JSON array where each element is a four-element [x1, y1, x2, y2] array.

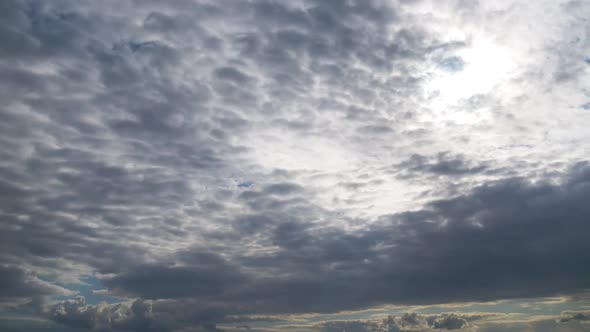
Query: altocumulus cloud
[[1, 0, 590, 332]]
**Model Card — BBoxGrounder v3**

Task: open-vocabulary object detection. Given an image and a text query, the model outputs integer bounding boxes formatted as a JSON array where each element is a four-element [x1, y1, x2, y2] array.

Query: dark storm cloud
[[103, 261, 245, 300], [368, 161, 590, 304], [99, 162, 590, 316]]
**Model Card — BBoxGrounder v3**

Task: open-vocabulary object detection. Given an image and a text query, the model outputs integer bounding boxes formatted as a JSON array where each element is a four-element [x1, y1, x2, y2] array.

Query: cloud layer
[[1, 0, 590, 331]]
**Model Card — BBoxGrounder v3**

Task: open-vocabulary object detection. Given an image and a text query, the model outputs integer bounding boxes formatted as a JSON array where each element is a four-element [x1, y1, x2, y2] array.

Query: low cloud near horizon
[[1, 0, 590, 331]]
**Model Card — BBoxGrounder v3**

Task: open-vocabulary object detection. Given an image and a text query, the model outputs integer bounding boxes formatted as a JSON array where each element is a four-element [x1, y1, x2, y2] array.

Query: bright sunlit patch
[[251, 134, 355, 173], [424, 37, 518, 124]]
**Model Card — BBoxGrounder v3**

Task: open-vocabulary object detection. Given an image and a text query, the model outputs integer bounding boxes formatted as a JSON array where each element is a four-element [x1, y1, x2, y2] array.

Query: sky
[[1, 0, 590, 331]]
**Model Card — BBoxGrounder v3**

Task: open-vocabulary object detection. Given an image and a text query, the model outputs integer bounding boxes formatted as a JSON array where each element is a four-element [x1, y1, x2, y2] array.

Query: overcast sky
[[1, 0, 590, 331]]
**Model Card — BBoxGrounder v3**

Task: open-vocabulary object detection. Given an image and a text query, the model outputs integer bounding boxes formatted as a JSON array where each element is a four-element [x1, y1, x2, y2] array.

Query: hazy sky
[[1, 0, 590, 331]]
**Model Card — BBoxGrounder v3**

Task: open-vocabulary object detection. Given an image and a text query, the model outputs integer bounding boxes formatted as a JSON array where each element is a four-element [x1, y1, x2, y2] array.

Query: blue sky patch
[[437, 56, 465, 72]]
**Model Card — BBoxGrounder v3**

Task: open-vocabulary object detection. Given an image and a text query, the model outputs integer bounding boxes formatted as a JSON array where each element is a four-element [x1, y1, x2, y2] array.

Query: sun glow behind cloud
[[424, 36, 519, 125]]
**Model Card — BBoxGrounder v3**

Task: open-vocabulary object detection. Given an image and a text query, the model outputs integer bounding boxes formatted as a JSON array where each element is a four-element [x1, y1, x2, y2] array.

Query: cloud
[[78, 162, 590, 318], [318, 313, 478, 332], [394, 152, 489, 178], [429, 314, 469, 330], [102, 259, 245, 300], [0, 265, 73, 300], [556, 311, 590, 323], [48, 296, 166, 331], [46, 295, 289, 332], [316, 312, 590, 332], [1, 0, 590, 331]]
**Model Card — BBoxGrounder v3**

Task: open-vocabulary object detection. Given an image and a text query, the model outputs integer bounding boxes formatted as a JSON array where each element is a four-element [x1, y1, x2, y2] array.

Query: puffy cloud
[[429, 314, 469, 330], [48, 296, 169, 331], [46, 296, 291, 332]]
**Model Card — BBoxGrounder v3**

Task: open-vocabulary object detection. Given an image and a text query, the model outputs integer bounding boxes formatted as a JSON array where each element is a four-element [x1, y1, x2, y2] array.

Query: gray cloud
[[1, 0, 589, 331], [0, 265, 72, 299], [90, 162, 590, 318], [557, 311, 590, 323], [45, 295, 289, 332], [394, 152, 489, 178], [429, 314, 469, 330], [103, 261, 245, 300], [318, 313, 478, 332]]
